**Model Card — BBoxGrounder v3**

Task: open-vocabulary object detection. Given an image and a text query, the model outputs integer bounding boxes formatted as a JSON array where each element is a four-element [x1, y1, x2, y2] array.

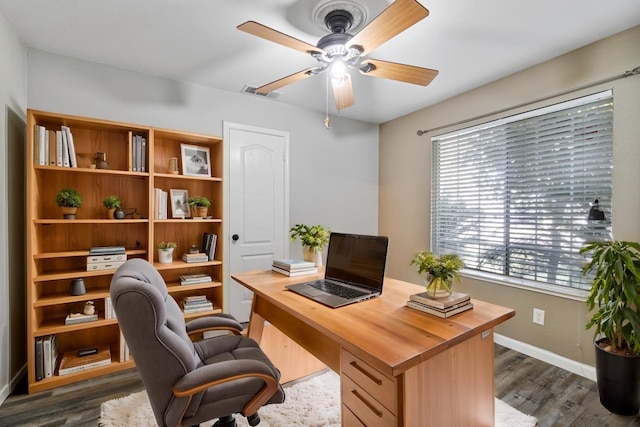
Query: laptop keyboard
[[308, 280, 368, 299]]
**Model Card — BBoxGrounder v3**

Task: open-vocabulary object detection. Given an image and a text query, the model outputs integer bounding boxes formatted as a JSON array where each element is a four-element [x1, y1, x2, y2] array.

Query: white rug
[[100, 371, 537, 427]]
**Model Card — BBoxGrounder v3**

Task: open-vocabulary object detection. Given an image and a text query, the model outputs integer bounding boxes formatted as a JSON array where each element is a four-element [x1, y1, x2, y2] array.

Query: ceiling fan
[[237, 0, 438, 112]]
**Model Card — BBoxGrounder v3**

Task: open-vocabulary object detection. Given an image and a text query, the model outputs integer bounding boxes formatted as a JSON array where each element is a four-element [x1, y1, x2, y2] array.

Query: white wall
[[0, 9, 27, 404]]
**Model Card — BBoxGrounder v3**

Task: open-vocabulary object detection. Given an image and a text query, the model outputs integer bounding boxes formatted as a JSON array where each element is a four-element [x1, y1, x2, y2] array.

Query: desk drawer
[[342, 404, 366, 427], [342, 375, 396, 427], [341, 348, 397, 413]]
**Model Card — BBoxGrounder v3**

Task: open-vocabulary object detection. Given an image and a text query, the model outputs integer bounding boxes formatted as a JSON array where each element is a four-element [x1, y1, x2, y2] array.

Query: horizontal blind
[[431, 91, 613, 290]]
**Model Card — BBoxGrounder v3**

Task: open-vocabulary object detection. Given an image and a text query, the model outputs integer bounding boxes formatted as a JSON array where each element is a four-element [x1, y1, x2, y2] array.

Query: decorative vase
[[61, 206, 78, 219], [114, 209, 126, 219], [168, 157, 179, 174], [303, 246, 323, 267], [158, 248, 174, 264], [69, 278, 86, 296], [107, 208, 116, 219], [95, 151, 109, 169], [424, 275, 453, 299]]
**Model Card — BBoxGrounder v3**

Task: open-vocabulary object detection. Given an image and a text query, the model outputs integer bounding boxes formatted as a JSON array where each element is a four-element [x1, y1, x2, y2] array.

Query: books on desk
[[272, 259, 318, 277], [406, 292, 473, 318]]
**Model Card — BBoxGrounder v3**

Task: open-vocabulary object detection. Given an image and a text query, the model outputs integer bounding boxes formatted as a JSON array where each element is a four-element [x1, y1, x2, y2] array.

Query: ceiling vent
[[241, 85, 281, 99]]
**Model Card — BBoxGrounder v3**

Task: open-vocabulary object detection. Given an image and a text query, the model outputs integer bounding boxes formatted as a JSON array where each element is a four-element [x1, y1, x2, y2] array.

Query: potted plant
[[410, 251, 464, 298], [290, 224, 330, 266], [157, 241, 177, 264], [102, 195, 121, 219], [187, 196, 211, 218], [56, 188, 82, 219], [580, 240, 640, 415]]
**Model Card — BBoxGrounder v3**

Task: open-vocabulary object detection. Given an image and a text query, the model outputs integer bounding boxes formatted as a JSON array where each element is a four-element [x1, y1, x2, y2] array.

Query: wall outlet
[[533, 308, 545, 326]]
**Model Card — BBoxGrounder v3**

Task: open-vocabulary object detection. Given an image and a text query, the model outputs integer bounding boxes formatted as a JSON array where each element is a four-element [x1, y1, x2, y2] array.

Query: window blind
[[431, 91, 613, 290]]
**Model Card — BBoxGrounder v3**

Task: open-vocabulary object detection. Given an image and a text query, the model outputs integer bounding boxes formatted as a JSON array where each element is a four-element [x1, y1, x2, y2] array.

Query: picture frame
[[169, 189, 190, 218], [181, 144, 211, 177]]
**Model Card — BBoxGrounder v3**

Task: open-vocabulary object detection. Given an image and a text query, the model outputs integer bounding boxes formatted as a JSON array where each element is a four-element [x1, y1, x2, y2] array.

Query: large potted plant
[[290, 224, 330, 267], [580, 240, 640, 415], [56, 188, 83, 219], [410, 251, 464, 298]]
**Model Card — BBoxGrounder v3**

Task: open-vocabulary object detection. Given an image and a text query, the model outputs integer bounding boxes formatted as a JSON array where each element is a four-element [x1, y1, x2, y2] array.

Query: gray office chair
[[110, 259, 285, 427]]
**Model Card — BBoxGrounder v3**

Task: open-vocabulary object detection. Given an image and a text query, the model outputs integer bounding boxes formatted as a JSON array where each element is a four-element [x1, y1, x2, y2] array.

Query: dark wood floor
[[1, 344, 639, 426]]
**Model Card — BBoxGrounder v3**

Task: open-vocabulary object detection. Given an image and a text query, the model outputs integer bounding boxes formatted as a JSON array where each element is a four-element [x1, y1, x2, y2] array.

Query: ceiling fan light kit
[[237, 0, 439, 115]]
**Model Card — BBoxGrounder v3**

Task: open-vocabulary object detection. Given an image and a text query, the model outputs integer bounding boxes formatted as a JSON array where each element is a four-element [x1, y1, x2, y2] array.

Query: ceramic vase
[[158, 248, 174, 264], [303, 246, 323, 267], [424, 275, 453, 298]]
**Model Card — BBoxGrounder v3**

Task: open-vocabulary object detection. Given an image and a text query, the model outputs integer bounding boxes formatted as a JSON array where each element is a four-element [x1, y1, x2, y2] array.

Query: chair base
[[247, 413, 261, 426], [213, 415, 236, 427]]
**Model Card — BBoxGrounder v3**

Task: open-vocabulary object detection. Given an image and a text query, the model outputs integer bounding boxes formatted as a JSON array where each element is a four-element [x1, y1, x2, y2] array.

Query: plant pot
[[303, 246, 323, 267], [107, 208, 116, 219], [595, 338, 640, 416], [157, 248, 174, 264], [424, 275, 453, 299], [61, 206, 78, 219], [191, 206, 208, 217]]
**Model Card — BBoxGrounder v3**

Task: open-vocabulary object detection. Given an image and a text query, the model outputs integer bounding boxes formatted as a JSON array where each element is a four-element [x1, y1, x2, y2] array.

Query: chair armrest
[[185, 313, 243, 338]]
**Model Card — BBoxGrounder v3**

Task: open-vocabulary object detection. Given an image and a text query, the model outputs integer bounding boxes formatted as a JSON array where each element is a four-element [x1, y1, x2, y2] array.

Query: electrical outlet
[[533, 308, 545, 325]]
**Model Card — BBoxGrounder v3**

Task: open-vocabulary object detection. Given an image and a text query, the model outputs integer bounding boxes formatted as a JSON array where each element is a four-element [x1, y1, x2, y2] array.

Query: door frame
[[222, 121, 290, 313]]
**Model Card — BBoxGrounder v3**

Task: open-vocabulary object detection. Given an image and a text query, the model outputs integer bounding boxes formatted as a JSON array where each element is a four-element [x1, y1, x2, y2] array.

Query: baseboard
[[494, 333, 596, 382], [0, 364, 26, 405]]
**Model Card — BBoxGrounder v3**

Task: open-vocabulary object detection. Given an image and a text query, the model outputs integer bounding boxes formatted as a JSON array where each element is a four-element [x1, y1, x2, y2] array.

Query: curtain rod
[[416, 66, 640, 137]]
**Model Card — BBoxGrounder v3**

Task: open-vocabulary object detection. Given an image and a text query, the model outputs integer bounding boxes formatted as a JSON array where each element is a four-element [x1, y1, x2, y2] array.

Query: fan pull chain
[[325, 72, 330, 128]]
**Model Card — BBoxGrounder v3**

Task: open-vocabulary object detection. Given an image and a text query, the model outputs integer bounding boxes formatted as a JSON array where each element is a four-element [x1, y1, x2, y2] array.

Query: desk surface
[[232, 269, 515, 377]]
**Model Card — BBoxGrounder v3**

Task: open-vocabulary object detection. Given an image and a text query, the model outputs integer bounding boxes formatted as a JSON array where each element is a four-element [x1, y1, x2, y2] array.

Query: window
[[431, 91, 613, 291]]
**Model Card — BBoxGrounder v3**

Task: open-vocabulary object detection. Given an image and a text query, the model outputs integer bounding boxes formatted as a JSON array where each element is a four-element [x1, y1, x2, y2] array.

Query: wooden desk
[[232, 270, 515, 426]]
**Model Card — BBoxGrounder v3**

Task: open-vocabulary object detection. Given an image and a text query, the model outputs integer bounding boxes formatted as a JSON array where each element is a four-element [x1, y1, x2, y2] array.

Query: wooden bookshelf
[[26, 109, 224, 393]]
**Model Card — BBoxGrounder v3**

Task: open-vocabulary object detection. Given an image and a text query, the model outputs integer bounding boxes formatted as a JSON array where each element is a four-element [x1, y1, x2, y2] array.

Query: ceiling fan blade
[[347, 0, 429, 56], [332, 74, 354, 111], [255, 68, 317, 94], [238, 21, 324, 55], [360, 59, 438, 86]]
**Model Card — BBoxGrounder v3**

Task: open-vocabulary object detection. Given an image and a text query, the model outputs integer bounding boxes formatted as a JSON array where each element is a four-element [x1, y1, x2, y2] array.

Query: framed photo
[[169, 189, 190, 218], [181, 144, 211, 177]]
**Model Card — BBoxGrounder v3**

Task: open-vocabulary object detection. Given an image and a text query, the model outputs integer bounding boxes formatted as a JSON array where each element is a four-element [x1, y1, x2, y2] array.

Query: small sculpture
[[83, 301, 96, 315]]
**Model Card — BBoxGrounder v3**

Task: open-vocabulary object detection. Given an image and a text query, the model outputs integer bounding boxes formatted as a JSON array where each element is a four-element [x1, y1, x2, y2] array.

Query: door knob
[[232, 234, 239, 241]]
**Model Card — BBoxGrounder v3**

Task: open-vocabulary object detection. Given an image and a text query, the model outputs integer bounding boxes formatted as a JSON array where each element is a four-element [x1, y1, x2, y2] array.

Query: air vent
[[241, 85, 281, 99]]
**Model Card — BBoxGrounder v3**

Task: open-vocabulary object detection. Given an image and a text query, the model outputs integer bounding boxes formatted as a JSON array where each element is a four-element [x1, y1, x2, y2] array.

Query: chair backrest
[[110, 258, 203, 426]]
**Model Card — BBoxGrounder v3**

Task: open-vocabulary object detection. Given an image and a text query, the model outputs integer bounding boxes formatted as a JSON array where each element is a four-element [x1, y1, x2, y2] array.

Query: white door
[[224, 122, 289, 322]]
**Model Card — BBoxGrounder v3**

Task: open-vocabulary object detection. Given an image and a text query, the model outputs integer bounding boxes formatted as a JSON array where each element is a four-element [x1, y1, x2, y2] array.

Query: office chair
[[110, 259, 285, 427]]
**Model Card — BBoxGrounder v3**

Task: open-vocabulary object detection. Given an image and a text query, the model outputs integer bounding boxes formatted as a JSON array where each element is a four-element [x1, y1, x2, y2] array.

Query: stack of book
[[406, 291, 473, 318], [182, 295, 213, 313], [58, 344, 111, 376], [130, 134, 147, 172], [65, 312, 98, 325], [179, 273, 213, 286], [272, 259, 318, 277], [35, 334, 58, 381], [87, 246, 127, 271], [182, 252, 209, 263], [201, 232, 217, 261]]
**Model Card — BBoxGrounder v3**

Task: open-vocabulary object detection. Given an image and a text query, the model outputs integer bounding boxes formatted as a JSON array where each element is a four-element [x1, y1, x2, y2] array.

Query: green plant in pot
[[290, 224, 330, 266], [411, 251, 464, 298], [102, 195, 121, 219], [56, 188, 82, 219], [581, 240, 640, 415], [187, 196, 210, 217]]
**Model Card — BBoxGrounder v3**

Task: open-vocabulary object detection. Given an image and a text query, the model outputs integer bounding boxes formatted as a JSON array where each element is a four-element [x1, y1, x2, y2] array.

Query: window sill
[[460, 269, 588, 302]]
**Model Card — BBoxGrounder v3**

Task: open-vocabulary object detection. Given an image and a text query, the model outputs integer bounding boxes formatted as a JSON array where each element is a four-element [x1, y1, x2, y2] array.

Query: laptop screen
[[325, 233, 389, 292]]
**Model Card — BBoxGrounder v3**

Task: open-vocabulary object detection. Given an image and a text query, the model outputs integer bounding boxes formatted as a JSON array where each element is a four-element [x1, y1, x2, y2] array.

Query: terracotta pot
[[191, 206, 208, 217]]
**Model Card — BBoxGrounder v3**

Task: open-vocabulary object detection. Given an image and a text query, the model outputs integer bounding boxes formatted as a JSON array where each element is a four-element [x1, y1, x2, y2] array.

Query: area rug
[[99, 370, 537, 427]]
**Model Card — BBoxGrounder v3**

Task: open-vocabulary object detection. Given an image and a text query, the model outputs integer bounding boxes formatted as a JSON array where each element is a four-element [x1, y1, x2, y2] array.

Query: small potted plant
[[410, 251, 464, 298], [56, 188, 83, 219], [157, 241, 177, 264], [290, 224, 331, 266], [187, 196, 211, 218], [102, 195, 121, 219], [580, 240, 640, 415]]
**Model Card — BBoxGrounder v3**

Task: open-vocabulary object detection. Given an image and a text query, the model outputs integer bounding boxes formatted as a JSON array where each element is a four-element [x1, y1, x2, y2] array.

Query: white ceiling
[[1, 0, 639, 124]]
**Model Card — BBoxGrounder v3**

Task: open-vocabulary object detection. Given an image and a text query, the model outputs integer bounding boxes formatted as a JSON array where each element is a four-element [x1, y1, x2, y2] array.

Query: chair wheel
[[247, 413, 261, 426], [213, 415, 237, 427]]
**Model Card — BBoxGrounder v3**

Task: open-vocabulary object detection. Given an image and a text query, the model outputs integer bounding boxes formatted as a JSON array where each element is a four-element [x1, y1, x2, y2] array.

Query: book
[[182, 253, 209, 263], [87, 254, 127, 264], [58, 345, 111, 376], [65, 312, 98, 325], [272, 259, 317, 271], [140, 136, 147, 172], [201, 232, 217, 261], [43, 334, 54, 378], [406, 300, 473, 318], [86, 260, 125, 271], [35, 337, 44, 381], [180, 274, 213, 286], [272, 265, 318, 277], [89, 246, 126, 255], [61, 127, 70, 167], [55, 130, 63, 166], [62, 126, 77, 167], [409, 291, 471, 310], [48, 130, 56, 166]]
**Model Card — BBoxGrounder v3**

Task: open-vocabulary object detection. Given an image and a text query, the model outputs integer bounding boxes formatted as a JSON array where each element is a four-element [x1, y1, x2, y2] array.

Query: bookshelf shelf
[[26, 109, 224, 393]]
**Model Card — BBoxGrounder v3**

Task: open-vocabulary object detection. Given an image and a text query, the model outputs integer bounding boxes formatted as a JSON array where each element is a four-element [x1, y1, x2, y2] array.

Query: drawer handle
[[352, 389, 383, 418], [350, 361, 383, 385]]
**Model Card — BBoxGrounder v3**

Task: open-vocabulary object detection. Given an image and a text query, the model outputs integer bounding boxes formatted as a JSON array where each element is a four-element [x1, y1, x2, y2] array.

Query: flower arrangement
[[411, 251, 464, 297], [290, 224, 330, 252]]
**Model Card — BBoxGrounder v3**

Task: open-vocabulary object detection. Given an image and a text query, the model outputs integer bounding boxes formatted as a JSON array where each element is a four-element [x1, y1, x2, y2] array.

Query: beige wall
[[379, 25, 640, 367]]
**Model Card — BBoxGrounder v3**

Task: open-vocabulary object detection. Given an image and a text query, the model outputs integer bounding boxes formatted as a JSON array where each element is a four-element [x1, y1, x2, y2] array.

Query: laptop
[[285, 232, 389, 308]]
